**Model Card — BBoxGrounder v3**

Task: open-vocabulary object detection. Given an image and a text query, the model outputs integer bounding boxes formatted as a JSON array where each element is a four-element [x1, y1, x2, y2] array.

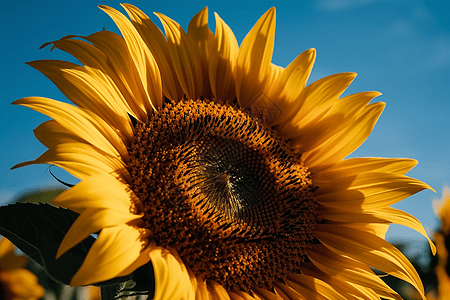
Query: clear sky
[[1, 0, 449, 256]]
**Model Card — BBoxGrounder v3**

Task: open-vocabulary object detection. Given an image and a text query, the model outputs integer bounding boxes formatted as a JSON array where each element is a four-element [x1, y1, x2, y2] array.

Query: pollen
[[128, 99, 319, 292]]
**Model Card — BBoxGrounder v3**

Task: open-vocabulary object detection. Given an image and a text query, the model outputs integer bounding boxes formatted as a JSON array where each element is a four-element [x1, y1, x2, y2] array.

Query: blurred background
[[1, 0, 449, 299]]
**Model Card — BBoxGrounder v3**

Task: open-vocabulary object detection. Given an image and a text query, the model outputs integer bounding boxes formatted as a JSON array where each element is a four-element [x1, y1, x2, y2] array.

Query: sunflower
[[0, 237, 46, 300], [13, 4, 436, 299], [432, 188, 450, 300]]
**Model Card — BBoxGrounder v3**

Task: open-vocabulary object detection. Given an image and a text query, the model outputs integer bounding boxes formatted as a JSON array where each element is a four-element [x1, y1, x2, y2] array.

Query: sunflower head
[[433, 187, 450, 299], [11, 4, 435, 299]]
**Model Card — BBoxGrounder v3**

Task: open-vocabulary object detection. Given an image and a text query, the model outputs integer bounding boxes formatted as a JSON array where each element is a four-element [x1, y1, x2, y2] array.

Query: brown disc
[[128, 99, 319, 292]]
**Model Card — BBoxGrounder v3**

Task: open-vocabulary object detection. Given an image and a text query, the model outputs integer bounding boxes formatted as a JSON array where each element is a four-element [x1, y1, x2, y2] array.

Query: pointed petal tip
[[55, 248, 64, 260], [120, 3, 139, 12], [371, 91, 383, 97], [39, 42, 51, 50], [11, 99, 20, 105], [305, 48, 317, 61], [416, 179, 436, 193], [98, 5, 118, 18], [153, 12, 167, 23], [98, 5, 117, 15], [25, 60, 38, 69], [371, 101, 386, 118], [264, 7, 276, 20], [11, 98, 31, 106], [70, 275, 89, 287], [347, 71, 357, 79], [10, 162, 25, 170], [258, 7, 276, 21], [213, 11, 223, 23], [55, 239, 71, 260], [307, 47, 316, 54]]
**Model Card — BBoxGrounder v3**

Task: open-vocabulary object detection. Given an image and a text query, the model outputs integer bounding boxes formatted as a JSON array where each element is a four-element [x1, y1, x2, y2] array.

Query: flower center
[[128, 99, 318, 292]]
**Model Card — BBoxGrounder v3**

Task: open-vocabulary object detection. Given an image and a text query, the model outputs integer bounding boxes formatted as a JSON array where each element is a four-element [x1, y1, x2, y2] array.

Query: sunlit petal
[[235, 7, 276, 108]]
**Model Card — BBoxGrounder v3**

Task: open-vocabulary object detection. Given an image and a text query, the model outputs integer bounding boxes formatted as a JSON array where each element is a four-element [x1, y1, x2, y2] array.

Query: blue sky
[[1, 0, 449, 255]]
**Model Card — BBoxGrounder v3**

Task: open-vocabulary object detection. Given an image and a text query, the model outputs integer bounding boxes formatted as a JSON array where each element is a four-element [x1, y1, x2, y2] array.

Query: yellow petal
[[155, 12, 203, 100], [206, 280, 231, 300], [52, 173, 141, 214], [307, 244, 401, 299], [12, 142, 130, 182], [265, 48, 316, 126], [235, 7, 276, 108], [299, 263, 382, 300], [230, 291, 256, 300], [313, 157, 418, 183], [314, 223, 426, 299], [246, 63, 284, 123], [0, 268, 46, 299], [303, 102, 385, 173], [274, 280, 323, 300], [315, 172, 433, 210], [57, 207, 143, 258], [347, 283, 391, 300], [191, 276, 211, 300], [209, 13, 239, 103], [286, 274, 348, 300], [0, 238, 15, 259], [320, 207, 436, 255], [287, 91, 381, 152], [266, 63, 284, 91], [33, 120, 82, 148], [13, 97, 129, 161], [272, 285, 295, 300], [70, 224, 151, 286], [43, 37, 136, 122], [229, 292, 246, 300], [253, 287, 284, 300], [188, 7, 214, 99], [100, 5, 162, 111], [0, 239, 28, 270], [122, 3, 184, 101], [41, 38, 119, 97], [150, 247, 195, 300], [80, 30, 151, 121], [0, 255, 28, 271], [28, 59, 134, 143], [276, 72, 357, 136]]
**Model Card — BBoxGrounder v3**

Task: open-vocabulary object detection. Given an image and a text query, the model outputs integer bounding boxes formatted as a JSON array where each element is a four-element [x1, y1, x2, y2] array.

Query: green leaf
[[0, 202, 135, 287], [131, 262, 155, 296], [11, 187, 67, 204], [0, 202, 94, 285]]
